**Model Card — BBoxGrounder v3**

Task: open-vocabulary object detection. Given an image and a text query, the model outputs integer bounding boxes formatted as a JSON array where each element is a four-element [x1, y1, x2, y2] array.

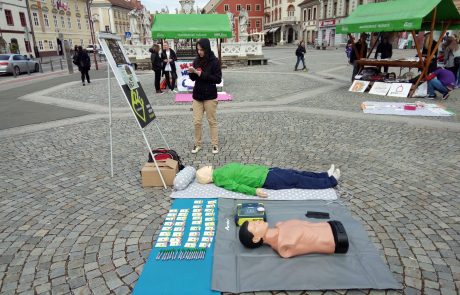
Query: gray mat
[[212, 199, 401, 292], [171, 182, 338, 201]]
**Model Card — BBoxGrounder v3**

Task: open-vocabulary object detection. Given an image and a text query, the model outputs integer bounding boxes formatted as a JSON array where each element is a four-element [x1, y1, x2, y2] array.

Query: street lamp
[[86, 0, 98, 70]]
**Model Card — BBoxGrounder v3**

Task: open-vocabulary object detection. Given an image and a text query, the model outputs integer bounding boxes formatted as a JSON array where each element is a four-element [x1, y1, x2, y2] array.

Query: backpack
[[148, 148, 185, 170]]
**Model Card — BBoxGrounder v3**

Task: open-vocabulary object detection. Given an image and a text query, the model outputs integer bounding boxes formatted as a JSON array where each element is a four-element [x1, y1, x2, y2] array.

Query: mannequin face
[[248, 220, 269, 243], [196, 166, 213, 184]]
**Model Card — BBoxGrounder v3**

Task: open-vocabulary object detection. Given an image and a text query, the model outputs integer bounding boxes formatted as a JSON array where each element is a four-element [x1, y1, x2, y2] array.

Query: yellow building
[[28, 0, 93, 57], [90, 0, 139, 43]]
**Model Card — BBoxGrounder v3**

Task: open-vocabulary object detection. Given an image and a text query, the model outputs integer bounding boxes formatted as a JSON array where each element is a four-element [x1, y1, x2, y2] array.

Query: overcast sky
[[143, 0, 209, 13]]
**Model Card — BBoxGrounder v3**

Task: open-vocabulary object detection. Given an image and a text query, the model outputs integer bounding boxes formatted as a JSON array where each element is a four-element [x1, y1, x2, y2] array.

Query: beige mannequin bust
[[239, 220, 349, 258]]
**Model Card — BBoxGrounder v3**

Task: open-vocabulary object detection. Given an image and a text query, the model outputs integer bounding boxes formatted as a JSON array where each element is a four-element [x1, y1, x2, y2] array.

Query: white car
[[85, 44, 100, 53], [0, 54, 40, 75]]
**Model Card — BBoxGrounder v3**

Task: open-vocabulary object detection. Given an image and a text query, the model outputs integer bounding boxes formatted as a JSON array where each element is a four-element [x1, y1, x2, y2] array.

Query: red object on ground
[[404, 104, 417, 111]]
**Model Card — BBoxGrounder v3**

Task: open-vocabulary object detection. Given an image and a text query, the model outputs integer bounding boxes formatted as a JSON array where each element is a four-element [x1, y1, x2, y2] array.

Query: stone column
[[280, 25, 285, 45]]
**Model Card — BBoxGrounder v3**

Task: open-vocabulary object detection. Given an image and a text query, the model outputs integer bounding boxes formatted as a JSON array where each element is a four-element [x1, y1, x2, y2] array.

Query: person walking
[[75, 46, 91, 86], [150, 44, 163, 94], [188, 38, 222, 154], [161, 41, 178, 92], [294, 41, 307, 71]]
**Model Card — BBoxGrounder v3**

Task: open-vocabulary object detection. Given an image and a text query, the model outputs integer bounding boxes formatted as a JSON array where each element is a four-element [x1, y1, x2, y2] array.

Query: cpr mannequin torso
[[262, 220, 336, 258]]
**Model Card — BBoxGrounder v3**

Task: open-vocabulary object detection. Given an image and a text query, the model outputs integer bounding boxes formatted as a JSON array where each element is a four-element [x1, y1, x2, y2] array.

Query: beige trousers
[[192, 99, 218, 146]]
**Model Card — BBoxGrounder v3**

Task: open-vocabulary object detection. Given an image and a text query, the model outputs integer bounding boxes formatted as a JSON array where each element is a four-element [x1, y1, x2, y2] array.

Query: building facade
[[0, 0, 35, 55], [27, 0, 93, 57], [203, 0, 265, 42], [263, 0, 304, 45], [298, 0, 318, 44], [317, 0, 390, 47]]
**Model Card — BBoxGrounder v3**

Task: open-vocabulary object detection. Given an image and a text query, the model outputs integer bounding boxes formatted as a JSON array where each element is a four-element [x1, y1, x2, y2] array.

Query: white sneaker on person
[[212, 146, 219, 154], [191, 145, 201, 154]]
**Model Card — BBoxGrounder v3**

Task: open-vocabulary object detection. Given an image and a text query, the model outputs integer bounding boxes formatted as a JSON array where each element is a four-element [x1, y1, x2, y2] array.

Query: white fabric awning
[[269, 27, 280, 33], [262, 28, 271, 34]]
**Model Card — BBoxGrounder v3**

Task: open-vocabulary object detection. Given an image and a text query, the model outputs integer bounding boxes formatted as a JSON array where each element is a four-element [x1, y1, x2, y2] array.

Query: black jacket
[[295, 45, 306, 57], [75, 50, 91, 71], [160, 49, 177, 73], [149, 49, 163, 71], [189, 39, 222, 100], [375, 42, 392, 59]]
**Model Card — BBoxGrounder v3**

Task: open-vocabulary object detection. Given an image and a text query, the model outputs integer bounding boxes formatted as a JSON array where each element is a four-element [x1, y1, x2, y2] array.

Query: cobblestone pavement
[[0, 47, 459, 295]]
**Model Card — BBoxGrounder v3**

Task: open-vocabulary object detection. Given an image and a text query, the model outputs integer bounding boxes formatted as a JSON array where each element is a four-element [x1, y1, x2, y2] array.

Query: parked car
[[0, 54, 40, 75]]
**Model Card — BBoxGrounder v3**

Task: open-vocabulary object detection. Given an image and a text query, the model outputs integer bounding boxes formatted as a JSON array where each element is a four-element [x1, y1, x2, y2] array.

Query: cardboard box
[[141, 159, 178, 187]]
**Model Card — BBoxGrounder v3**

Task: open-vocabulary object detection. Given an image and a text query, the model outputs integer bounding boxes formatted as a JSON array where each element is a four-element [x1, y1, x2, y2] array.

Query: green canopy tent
[[151, 14, 233, 61], [336, 0, 460, 96]]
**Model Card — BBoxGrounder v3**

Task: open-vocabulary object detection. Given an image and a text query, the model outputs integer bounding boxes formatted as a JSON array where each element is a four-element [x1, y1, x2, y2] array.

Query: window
[[236, 4, 241, 11], [67, 17, 72, 28], [25, 40, 31, 52], [49, 40, 54, 50], [33, 12, 39, 26], [105, 25, 110, 32], [256, 4, 261, 11], [19, 12, 27, 27], [77, 18, 81, 30], [44, 14, 50, 27], [224, 4, 229, 11], [13, 55, 26, 61], [303, 9, 307, 21], [287, 5, 295, 17], [53, 15, 58, 27], [313, 7, 317, 19], [38, 41, 44, 50], [5, 10, 14, 26], [256, 20, 261, 28], [246, 4, 251, 11], [308, 8, 312, 20], [75, 0, 79, 10], [86, 19, 89, 30]]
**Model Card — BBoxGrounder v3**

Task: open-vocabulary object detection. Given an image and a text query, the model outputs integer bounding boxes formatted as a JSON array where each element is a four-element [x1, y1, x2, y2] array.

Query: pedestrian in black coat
[[374, 37, 393, 72], [74, 46, 91, 86], [188, 38, 222, 155], [294, 41, 307, 71], [150, 44, 163, 94]]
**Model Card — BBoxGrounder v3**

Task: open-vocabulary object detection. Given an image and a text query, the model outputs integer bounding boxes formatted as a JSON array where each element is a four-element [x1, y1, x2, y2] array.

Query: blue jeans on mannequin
[[262, 168, 338, 190], [428, 78, 448, 96], [295, 56, 306, 70]]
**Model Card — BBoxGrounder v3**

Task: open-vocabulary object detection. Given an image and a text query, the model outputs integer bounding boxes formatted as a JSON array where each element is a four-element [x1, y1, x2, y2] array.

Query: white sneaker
[[212, 146, 219, 154], [191, 145, 201, 154], [172, 90, 178, 93]]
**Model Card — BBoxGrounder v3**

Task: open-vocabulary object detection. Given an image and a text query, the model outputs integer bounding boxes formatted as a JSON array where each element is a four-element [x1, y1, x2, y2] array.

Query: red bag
[[148, 148, 185, 170], [426, 73, 436, 81]]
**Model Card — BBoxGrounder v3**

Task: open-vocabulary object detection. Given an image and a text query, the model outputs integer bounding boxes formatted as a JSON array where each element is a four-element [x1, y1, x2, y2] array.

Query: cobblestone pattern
[[1, 110, 459, 294]]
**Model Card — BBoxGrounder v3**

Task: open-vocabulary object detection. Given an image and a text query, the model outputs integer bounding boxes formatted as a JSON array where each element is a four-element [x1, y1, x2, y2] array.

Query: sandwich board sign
[[98, 33, 155, 128]]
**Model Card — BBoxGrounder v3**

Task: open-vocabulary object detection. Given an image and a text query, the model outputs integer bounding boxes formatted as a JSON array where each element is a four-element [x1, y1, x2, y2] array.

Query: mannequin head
[[239, 220, 268, 248], [196, 166, 214, 184]]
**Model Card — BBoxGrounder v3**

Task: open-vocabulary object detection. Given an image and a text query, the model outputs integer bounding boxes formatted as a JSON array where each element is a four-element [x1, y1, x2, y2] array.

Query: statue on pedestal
[[128, 9, 139, 34]]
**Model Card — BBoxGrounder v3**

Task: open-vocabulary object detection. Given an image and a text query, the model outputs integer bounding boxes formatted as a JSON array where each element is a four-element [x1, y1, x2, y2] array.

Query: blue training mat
[[133, 198, 220, 295]]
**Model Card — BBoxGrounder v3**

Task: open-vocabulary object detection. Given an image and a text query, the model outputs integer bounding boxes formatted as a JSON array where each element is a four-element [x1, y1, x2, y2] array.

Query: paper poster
[[98, 33, 155, 128], [387, 83, 412, 98], [349, 80, 370, 93], [369, 82, 391, 96]]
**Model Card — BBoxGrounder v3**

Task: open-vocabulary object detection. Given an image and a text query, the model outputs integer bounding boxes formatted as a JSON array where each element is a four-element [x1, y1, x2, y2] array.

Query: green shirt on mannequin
[[212, 163, 269, 195]]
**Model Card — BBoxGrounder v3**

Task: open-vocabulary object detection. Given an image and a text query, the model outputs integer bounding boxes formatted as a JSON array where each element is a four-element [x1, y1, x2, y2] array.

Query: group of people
[[150, 38, 222, 154], [149, 41, 178, 94]]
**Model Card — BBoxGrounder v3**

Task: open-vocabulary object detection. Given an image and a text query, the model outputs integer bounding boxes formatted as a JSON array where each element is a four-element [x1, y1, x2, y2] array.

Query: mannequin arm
[[215, 177, 257, 195]]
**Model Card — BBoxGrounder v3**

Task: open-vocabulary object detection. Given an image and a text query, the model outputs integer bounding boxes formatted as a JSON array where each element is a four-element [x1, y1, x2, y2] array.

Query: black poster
[[121, 84, 156, 128]]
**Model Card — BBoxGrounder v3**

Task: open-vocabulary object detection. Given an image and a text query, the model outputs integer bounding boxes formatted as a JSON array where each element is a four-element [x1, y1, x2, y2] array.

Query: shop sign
[[319, 19, 336, 27]]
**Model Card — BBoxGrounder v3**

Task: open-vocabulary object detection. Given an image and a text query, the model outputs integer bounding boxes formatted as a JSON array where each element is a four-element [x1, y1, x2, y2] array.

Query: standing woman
[[76, 46, 91, 86], [161, 41, 178, 92], [294, 41, 307, 71], [150, 44, 163, 94], [188, 38, 222, 154], [443, 36, 460, 79]]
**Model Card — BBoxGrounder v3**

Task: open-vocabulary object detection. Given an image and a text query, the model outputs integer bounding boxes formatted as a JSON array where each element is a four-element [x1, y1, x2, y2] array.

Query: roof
[[108, 0, 139, 10], [336, 0, 460, 34], [298, 0, 318, 7], [151, 14, 232, 39]]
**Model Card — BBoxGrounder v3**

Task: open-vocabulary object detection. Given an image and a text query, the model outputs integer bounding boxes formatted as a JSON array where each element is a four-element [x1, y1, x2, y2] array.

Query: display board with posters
[[98, 33, 155, 128], [369, 82, 392, 96], [348, 80, 370, 93], [175, 60, 224, 92], [387, 83, 412, 98]]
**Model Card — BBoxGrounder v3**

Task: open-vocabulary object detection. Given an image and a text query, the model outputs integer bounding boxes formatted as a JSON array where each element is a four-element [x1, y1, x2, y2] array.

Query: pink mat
[[175, 93, 232, 102]]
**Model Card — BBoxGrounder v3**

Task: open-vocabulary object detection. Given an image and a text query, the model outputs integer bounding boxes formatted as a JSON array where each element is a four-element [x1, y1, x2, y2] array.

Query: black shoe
[[442, 92, 450, 100], [88, 81, 91, 84], [82, 82, 85, 86]]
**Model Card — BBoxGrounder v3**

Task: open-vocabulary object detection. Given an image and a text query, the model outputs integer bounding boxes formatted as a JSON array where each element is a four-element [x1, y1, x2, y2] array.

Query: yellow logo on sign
[[131, 89, 146, 123]]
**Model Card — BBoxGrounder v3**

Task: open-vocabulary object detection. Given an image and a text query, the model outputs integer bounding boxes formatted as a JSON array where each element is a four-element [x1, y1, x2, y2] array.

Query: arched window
[[287, 5, 295, 17]]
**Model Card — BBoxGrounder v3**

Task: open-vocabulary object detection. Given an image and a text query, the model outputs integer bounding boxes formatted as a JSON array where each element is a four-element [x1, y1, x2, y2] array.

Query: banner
[[387, 83, 412, 98], [98, 34, 155, 128], [348, 80, 369, 93], [369, 82, 391, 96], [176, 60, 224, 92]]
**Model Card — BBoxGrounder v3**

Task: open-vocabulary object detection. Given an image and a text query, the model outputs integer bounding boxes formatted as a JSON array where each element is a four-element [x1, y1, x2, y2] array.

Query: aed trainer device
[[235, 203, 266, 226]]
